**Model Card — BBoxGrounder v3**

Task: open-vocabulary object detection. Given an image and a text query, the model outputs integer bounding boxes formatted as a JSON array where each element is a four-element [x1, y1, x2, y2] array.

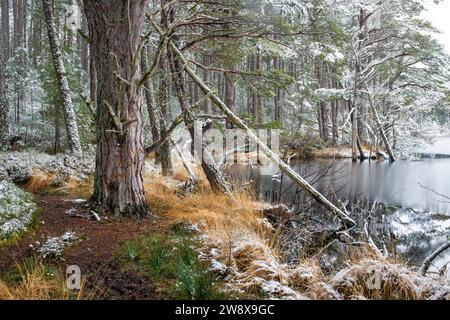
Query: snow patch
[[38, 231, 78, 259], [0, 180, 37, 239]]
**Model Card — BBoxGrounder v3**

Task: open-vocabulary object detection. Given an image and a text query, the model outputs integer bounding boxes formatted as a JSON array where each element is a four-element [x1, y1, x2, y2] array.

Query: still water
[[227, 138, 450, 271]]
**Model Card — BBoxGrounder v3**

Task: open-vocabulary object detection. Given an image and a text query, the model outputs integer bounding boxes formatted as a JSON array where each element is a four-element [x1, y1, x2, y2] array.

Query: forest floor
[[0, 194, 162, 299]]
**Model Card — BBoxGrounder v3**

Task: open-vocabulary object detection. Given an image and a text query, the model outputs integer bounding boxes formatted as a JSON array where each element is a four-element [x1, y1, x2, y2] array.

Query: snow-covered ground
[[0, 180, 37, 239]]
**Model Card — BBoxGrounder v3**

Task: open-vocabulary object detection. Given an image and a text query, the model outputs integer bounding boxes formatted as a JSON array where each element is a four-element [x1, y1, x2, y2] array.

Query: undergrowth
[[0, 257, 86, 300], [0, 208, 42, 247], [118, 224, 229, 300]]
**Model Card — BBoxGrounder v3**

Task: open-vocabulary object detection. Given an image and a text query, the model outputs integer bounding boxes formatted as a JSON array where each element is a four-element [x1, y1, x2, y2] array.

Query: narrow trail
[[0, 194, 161, 300]]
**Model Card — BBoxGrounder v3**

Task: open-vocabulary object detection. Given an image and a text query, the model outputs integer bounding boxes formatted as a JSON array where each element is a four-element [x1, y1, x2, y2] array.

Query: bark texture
[[84, 0, 149, 217], [1, 0, 10, 59], [42, 0, 82, 156], [141, 45, 161, 155], [0, 55, 8, 145]]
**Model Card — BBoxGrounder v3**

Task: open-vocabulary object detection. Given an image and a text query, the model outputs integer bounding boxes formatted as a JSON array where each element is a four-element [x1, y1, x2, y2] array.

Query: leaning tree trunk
[[84, 0, 149, 217], [168, 49, 231, 194], [0, 55, 8, 145], [156, 27, 355, 226], [420, 241, 450, 276], [42, 0, 82, 156]]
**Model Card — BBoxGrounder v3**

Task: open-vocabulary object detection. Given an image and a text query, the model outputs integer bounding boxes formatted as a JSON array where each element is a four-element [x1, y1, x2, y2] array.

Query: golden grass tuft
[[331, 257, 421, 300], [22, 171, 56, 193], [173, 170, 189, 182], [22, 170, 93, 198], [0, 259, 86, 300], [51, 177, 93, 198]]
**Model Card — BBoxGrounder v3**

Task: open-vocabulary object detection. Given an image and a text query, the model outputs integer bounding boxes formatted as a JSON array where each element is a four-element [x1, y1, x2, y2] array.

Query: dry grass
[[143, 170, 446, 300], [143, 168, 319, 298], [51, 177, 93, 198], [22, 171, 56, 193], [308, 145, 354, 159], [22, 171, 93, 198], [331, 257, 421, 300], [13, 160, 432, 301], [0, 259, 86, 300]]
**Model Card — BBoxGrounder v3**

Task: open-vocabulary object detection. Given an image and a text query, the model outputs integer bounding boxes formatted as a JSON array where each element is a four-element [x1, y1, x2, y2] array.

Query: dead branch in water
[[420, 241, 450, 276]]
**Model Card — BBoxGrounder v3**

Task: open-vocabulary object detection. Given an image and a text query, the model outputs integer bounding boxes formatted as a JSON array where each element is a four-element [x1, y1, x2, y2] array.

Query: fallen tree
[[420, 241, 450, 276], [149, 18, 355, 227]]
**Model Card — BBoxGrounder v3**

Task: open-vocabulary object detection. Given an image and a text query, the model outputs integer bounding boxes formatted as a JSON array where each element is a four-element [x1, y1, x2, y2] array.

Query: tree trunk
[[53, 105, 61, 154], [0, 55, 8, 145], [157, 1, 174, 176], [365, 83, 396, 161], [141, 44, 161, 162], [78, 12, 89, 73], [224, 71, 236, 112], [331, 99, 339, 145], [1, 0, 10, 59], [273, 57, 283, 121], [157, 60, 174, 176], [254, 50, 264, 125], [202, 54, 212, 114], [168, 47, 231, 194], [42, 0, 82, 156], [89, 46, 97, 110], [84, 0, 149, 217]]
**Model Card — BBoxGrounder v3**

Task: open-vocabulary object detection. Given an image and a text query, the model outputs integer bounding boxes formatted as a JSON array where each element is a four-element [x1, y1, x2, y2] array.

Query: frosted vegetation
[[0, 180, 37, 239], [37, 231, 78, 259], [0, 150, 94, 182]]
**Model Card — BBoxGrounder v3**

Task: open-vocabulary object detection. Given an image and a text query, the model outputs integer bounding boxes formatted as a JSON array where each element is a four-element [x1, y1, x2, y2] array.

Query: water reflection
[[225, 158, 450, 271]]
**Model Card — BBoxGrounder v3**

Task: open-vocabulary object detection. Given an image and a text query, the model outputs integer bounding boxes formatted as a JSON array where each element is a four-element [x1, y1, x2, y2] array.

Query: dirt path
[[0, 194, 160, 300]]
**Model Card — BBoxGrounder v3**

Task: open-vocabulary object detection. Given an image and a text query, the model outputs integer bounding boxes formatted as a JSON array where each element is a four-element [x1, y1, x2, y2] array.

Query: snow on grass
[[331, 258, 450, 300], [37, 231, 78, 259], [144, 165, 450, 300], [0, 150, 95, 183], [0, 180, 38, 239]]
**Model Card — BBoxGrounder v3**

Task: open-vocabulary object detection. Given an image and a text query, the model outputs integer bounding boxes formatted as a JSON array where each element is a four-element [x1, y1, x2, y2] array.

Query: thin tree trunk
[[157, 1, 173, 176], [224, 71, 236, 112], [1, 0, 10, 59], [365, 83, 396, 161], [84, 0, 149, 217], [255, 50, 264, 125], [42, 0, 82, 156], [78, 12, 89, 73], [202, 54, 212, 114], [168, 46, 231, 194], [53, 105, 61, 154], [0, 55, 8, 145], [141, 44, 161, 162]]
